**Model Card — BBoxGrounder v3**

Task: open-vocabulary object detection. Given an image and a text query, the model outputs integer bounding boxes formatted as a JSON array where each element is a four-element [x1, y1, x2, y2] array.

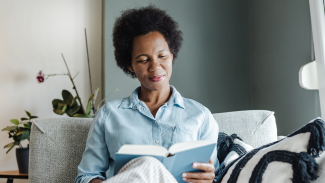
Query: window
[[309, 0, 325, 118]]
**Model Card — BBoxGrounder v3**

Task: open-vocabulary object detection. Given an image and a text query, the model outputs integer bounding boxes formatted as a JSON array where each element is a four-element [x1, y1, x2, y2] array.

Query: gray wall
[[104, 0, 321, 136], [104, 0, 252, 113], [250, 0, 321, 135]]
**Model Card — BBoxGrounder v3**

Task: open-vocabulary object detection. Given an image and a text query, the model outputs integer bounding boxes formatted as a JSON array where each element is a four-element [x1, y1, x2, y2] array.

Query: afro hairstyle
[[112, 5, 183, 78]]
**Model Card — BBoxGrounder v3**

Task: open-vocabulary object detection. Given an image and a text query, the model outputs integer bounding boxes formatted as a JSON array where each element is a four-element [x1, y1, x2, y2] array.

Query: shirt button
[[154, 121, 157, 124], [155, 140, 159, 144]]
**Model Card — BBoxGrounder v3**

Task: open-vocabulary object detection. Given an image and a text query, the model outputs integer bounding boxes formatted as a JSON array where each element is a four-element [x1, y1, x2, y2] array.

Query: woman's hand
[[182, 158, 215, 183], [89, 179, 104, 183]]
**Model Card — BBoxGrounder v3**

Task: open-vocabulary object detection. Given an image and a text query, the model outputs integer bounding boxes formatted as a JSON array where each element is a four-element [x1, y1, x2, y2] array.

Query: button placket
[[152, 119, 161, 145]]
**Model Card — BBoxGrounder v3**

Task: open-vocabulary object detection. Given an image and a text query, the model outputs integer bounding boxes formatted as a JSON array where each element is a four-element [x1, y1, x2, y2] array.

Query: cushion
[[215, 118, 325, 183]]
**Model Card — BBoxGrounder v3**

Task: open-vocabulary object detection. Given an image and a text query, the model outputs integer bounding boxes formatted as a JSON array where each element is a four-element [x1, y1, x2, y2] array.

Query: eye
[[137, 59, 149, 63], [159, 55, 167, 58]]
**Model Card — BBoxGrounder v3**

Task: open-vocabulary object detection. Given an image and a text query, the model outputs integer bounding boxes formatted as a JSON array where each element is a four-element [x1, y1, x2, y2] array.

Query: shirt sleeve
[[74, 106, 110, 183], [199, 107, 220, 173]]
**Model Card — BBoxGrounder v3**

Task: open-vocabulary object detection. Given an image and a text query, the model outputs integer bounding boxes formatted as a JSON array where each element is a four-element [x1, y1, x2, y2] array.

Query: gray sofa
[[28, 110, 325, 182]]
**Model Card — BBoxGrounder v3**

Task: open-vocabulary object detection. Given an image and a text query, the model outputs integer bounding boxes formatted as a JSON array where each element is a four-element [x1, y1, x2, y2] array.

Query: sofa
[[28, 110, 325, 182]]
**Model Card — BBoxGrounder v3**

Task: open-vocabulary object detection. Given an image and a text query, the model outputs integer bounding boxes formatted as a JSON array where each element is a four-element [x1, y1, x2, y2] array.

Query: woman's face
[[130, 31, 173, 91]]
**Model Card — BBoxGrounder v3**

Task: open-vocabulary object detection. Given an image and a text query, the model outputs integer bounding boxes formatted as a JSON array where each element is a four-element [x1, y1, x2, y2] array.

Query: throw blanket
[[103, 156, 177, 183]]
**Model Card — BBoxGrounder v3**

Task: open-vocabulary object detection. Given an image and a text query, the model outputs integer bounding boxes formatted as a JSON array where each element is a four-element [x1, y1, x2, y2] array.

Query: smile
[[149, 75, 165, 82]]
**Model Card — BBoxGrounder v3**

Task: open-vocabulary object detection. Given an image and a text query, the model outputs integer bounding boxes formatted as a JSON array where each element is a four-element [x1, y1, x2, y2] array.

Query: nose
[[148, 57, 162, 72]]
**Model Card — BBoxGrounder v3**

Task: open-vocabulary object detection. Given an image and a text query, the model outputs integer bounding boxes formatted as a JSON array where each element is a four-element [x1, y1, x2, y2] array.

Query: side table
[[0, 170, 28, 183]]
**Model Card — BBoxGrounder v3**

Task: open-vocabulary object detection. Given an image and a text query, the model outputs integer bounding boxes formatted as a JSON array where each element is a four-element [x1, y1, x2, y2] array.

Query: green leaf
[[52, 99, 65, 108], [20, 131, 30, 141], [76, 104, 85, 115], [54, 104, 67, 114], [69, 96, 78, 107], [4, 142, 18, 154], [15, 127, 29, 136], [23, 122, 32, 129], [53, 103, 67, 115], [92, 88, 100, 105], [61, 104, 67, 113], [66, 105, 80, 117], [86, 94, 94, 115], [10, 119, 19, 125], [25, 110, 31, 118], [4, 142, 15, 149], [16, 131, 24, 136], [70, 97, 76, 107], [62, 90, 74, 106], [73, 113, 88, 118], [86, 101, 92, 115], [2, 126, 17, 131], [53, 109, 63, 115], [30, 116, 38, 119], [21, 118, 28, 121], [6, 146, 15, 154]]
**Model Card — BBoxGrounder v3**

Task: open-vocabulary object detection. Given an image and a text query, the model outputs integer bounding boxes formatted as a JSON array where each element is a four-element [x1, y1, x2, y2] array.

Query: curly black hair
[[113, 5, 183, 78]]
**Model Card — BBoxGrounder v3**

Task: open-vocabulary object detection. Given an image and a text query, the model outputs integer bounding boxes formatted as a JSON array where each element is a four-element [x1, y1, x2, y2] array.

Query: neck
[[138, 85, 172, 105]]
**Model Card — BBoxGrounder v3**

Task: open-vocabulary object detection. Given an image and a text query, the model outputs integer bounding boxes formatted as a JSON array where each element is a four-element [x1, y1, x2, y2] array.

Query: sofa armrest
[[213, 110, 277, 148]]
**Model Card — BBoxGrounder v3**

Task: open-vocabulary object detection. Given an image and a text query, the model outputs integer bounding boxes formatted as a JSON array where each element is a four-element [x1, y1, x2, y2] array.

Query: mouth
[[149, 75, 165, 82]]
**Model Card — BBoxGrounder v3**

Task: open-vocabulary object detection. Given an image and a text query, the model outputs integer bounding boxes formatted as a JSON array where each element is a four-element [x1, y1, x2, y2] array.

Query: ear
[[127, 66, 134, 72]]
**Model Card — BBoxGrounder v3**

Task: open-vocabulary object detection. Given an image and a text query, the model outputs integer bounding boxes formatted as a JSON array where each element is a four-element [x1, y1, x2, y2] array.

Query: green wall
[[104, 0, 252, 113], [104, 0, 321, 135], [250, 0, 321, 135]]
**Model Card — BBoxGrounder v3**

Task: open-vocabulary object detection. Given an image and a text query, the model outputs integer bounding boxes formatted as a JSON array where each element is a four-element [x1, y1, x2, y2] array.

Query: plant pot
[[16, 147, 29, 174]]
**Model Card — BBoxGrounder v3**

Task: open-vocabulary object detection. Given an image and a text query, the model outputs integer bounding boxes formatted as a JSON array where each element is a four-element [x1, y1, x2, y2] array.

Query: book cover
[[114, 142, 216, 183]]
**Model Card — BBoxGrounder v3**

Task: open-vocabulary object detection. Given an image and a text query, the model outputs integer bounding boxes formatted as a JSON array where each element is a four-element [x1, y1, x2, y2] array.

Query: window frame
[[309, 0, 325, 118]]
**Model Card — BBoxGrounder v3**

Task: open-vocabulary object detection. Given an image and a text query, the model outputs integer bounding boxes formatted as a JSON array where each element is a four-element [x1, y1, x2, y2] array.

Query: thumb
[[209, 158, 214, 165]]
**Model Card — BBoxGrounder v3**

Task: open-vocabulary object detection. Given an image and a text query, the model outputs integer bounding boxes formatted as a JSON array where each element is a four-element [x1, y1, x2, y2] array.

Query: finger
[[192, 162, 215, 172], [182, 172, 215, 180], [183, 177, 214, 183]]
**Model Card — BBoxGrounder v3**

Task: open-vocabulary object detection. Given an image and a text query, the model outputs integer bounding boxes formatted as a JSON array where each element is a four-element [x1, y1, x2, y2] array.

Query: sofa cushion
[[216, 118, 325, 183], [213, 110, 277, 148]]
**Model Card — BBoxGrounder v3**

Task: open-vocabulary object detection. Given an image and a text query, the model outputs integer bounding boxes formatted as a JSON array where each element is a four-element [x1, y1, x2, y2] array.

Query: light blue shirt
[[75, 86, 219, 183]]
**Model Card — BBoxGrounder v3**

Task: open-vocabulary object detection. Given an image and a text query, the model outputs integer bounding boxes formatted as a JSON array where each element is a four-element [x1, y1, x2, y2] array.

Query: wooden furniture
[[0, 170, 28, 183]]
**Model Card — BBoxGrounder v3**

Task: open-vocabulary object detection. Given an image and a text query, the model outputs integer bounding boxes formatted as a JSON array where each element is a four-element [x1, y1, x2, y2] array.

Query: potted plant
[[36, 29, 118, 118], [1, 110, 37, 174]]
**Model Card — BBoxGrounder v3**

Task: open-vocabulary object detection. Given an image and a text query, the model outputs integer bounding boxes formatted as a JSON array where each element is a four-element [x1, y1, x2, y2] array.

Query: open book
[[114, 140, 216, 183]]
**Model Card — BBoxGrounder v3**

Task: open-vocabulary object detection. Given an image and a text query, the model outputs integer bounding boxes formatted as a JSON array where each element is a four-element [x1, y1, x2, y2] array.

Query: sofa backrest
[[213, 110, 277, 148], [29, 110, 277, 182], [29, 117, 93, 183]]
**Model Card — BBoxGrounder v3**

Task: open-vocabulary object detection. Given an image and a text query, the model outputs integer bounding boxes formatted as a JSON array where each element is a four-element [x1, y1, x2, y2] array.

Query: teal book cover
[[114, 143, 216, 183]]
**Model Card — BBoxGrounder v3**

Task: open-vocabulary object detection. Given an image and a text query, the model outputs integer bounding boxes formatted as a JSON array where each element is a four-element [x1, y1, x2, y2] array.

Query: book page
[[168, 140, 214, 155], [117, 145, 169, 157]]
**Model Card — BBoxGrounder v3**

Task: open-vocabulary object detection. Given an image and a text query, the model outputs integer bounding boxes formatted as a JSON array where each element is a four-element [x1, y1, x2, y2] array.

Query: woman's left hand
[[182, 158, 215, 183]]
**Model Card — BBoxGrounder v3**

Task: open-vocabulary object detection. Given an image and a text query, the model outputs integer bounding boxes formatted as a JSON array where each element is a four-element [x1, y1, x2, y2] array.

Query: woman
[[75, 5, 219, 183]]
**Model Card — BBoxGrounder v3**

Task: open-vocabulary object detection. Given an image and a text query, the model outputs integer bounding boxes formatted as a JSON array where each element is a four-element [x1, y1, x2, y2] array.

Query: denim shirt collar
[[120, 85, 185, 109]]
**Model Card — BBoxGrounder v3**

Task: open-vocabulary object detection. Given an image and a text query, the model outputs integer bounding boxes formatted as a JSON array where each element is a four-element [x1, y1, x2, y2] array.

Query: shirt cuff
[[83, 175, 106, 183]]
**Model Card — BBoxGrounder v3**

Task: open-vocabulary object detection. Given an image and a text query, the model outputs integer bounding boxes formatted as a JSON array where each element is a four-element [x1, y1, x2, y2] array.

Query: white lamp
[[299, 61, 318, 90]]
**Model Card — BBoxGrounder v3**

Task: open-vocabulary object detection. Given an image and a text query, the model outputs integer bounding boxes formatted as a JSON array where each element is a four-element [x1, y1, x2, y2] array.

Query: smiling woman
[[75, 5, 219, 183], [130, 31, 174, 116]]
